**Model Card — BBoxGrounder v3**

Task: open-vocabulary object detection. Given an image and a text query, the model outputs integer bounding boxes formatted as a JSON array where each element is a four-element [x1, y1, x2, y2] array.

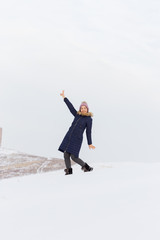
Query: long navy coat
[[58, 98, 93, 158]]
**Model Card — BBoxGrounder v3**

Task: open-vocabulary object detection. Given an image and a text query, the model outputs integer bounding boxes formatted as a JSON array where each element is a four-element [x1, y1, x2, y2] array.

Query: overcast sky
[[0, 0, 160, 162]]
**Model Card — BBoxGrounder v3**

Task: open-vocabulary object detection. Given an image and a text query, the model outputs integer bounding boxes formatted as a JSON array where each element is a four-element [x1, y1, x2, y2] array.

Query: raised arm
[[60, 90, 77, 116]]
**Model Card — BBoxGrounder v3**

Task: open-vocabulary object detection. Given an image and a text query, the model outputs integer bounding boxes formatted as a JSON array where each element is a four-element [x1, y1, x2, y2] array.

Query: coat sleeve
[[86, 118, 92, 145], [64, 97, 77, 116]]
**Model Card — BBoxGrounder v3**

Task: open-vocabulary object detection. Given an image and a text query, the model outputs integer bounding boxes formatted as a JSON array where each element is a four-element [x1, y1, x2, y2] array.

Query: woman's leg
[[70, 154, 85, 167], [64, 151, 71, 169], [71, 154, 93, 172]]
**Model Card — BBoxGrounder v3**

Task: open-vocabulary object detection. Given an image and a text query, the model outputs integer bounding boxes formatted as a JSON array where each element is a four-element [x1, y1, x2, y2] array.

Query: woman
[[58, 90, 96, 175]]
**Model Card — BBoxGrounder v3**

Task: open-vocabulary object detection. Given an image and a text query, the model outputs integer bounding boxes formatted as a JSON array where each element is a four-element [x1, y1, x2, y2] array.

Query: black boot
[[64, 168, 73, 175], [81, 163, 93, 172]]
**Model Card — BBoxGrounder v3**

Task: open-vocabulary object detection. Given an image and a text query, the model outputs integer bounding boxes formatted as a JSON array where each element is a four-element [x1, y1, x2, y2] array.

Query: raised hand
[[60, 90, 65, 99]]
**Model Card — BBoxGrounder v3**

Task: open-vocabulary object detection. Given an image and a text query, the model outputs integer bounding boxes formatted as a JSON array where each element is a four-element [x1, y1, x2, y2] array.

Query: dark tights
[[64, 151, 85, 169]]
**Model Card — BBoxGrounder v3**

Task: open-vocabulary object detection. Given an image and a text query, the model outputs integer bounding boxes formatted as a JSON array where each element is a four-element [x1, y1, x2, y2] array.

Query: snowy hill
[[1, 162, 160, 240], [0, 147, 65, 179]]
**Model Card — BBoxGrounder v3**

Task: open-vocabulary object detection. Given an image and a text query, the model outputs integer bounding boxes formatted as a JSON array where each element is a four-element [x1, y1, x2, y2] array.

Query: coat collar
[[77, 111, 93, 117]]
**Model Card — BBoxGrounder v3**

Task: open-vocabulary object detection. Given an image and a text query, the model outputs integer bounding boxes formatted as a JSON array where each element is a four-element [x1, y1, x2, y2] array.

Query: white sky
[[0, 0, 160, 162]]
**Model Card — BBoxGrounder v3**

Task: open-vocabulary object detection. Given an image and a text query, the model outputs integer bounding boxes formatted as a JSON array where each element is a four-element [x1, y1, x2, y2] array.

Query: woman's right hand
[[60, 90, 65, 99]]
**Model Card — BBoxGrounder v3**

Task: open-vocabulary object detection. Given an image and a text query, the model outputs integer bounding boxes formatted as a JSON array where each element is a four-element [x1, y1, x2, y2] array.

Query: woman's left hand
[[89, 144, 96, 150]]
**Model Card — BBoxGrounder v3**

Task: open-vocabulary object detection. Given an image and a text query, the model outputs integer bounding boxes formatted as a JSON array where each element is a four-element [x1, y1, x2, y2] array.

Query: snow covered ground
[[0, 148, 64, 179], [1, 162, 160, 240]]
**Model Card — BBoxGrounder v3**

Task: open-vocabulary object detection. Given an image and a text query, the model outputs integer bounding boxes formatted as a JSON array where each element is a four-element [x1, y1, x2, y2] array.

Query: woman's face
[[80, 106, 88, 114]]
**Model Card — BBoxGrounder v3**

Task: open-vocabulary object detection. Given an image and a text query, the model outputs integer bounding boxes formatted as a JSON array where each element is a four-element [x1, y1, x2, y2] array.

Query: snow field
[[0, 162, 160, 240]]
